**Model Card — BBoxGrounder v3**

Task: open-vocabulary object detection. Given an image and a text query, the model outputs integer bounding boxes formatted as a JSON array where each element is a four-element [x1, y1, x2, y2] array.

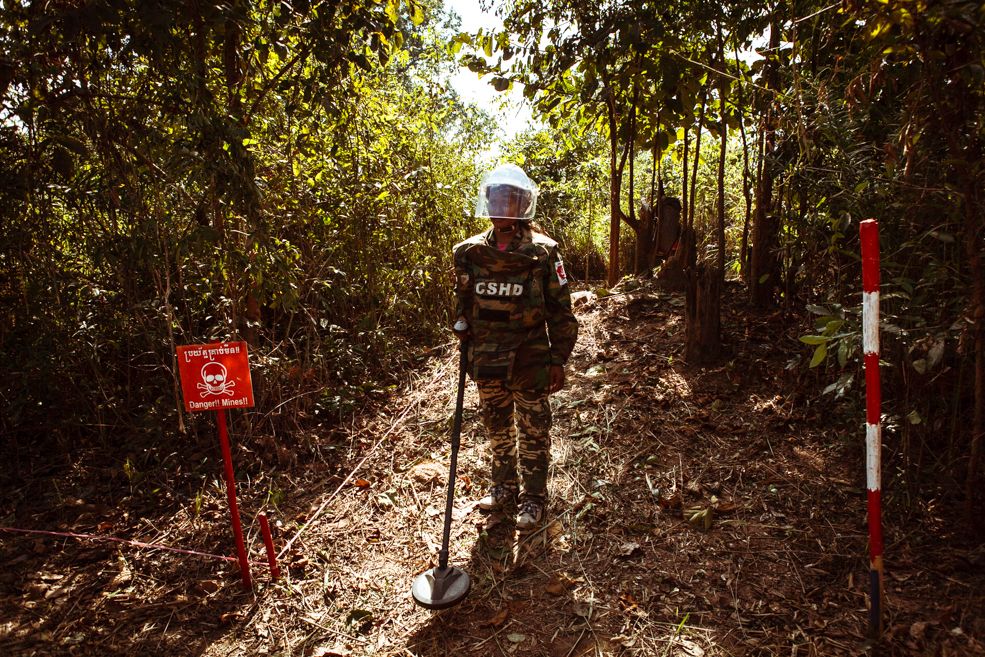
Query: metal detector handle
[[438, 340, 468, 570]]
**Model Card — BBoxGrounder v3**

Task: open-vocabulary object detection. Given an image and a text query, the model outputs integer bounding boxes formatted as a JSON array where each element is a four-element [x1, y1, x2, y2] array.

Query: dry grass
[[2, 279, 983, 657]]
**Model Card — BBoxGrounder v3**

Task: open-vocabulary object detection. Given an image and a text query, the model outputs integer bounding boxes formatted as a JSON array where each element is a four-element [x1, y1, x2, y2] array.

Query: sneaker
[[516, 499, 544, 531], [477, 485, 516, 511]]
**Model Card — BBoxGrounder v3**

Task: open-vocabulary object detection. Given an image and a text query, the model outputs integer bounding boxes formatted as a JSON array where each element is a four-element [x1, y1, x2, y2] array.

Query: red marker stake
[[258, 514, 280, 581], [216, 409, 251, 589], [860, 219, 884, 641]]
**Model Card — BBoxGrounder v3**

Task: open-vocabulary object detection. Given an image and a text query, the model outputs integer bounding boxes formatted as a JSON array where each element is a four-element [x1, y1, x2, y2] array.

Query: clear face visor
[[475, 183, 538, 221]]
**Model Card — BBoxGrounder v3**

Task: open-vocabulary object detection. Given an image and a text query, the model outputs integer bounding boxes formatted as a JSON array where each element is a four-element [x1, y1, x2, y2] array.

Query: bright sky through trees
[[444, 0, 536, 160]]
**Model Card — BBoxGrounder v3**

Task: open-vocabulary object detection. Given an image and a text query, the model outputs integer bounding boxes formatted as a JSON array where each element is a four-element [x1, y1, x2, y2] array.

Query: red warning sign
[[177, 342, 255, 413]]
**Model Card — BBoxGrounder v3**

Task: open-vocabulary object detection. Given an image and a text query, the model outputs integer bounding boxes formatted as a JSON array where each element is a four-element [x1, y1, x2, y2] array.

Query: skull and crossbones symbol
[[197, 362, 236, 397]]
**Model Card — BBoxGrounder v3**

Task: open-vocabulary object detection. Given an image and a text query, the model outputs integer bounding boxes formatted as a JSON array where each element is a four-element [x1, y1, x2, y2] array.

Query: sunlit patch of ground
[[1, 279, 982, 656]]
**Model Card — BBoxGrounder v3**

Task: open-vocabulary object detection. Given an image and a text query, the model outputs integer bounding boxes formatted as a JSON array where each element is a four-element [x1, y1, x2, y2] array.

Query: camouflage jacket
[[453, 225, 578, 390]]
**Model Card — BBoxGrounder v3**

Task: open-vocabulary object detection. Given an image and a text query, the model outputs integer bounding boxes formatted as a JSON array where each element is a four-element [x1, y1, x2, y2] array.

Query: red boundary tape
[[0, 525, 270, 567]]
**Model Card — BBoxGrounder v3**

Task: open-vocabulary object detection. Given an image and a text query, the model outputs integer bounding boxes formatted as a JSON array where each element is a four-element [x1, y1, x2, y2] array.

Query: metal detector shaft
[[438, 340, 468, 570], [410, 339, 472, 609]]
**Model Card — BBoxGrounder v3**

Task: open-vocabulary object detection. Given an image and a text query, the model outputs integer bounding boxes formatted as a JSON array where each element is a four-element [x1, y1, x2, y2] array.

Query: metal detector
[[411, 339, 472, 609]]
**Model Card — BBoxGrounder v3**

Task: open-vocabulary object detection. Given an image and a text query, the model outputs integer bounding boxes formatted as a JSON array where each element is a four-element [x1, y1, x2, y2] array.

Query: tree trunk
[[653, 163, 665, 258], [682, 122, 689, 227], [963, 177, 985, 519], [628, 94, 640, 273], [783, 189, 803, 307], [604, 77, 635, 286], [636, 208, 655, 274], [685, 263, 722, 363], [735, 43, 753, 280], [635, 142, 659, 272], [750, 200, 780, 307], [585, 187, 593, 280], [750, 17, 782, 308], [606, 84, 621, 287], [688, 87, 708, 234], [716, 21, 728, 279], [650, 141, 658, 209], [656, 226, 692, 291]]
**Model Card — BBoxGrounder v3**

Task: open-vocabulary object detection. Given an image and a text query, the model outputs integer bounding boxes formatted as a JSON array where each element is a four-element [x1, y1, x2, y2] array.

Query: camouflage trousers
[[476, 380, 552, 502]]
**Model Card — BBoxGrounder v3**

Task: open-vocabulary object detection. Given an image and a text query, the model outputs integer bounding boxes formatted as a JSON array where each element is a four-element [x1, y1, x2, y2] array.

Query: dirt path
[[2, 280, 983, 656]]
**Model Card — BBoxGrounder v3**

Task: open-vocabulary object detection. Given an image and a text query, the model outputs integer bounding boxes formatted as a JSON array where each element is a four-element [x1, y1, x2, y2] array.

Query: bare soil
[[2, 279, 983, 657]]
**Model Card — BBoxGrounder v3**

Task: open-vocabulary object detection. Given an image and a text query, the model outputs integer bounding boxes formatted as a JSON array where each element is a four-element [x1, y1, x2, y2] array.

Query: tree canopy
[[1, 0, 982, 528]]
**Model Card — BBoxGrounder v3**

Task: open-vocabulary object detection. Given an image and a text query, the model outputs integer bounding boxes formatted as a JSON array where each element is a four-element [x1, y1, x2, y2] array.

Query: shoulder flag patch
[[555, 260, 568, 286]]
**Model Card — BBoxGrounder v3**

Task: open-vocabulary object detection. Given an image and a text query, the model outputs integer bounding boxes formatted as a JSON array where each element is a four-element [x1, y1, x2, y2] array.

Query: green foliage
[[1, 0, 983, 501], [768, 1, 985, 492], [799, 303, 858, 376], [478, 0, 983, 493], [0, 0, 491, 453], [502, 121, 609, 279]]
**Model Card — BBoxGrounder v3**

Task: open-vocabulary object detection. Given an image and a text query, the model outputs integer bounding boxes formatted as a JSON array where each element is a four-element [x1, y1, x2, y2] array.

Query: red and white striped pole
[[860, 219, 884, 640]]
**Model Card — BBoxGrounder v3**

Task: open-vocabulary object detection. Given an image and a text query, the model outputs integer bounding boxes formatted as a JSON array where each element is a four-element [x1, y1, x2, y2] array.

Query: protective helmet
[[474, 163, 538, 221]]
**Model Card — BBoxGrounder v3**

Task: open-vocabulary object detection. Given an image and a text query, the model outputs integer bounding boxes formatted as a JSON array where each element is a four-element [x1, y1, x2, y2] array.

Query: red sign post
[[177, 342, 255, 589]]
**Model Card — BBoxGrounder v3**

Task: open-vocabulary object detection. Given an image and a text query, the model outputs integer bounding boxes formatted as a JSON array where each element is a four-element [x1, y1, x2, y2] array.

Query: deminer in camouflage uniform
[[452, 163, 579, 531]]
